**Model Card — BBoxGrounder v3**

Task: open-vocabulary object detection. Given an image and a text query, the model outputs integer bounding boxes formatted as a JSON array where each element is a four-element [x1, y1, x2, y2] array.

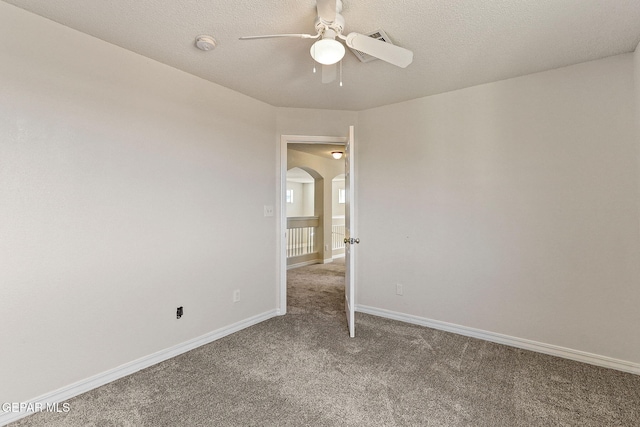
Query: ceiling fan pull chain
[[339, 60, 343, 87]]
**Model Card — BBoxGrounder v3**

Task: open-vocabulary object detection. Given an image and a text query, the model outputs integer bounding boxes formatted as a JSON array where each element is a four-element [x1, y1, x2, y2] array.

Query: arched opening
[[286, 166, 322, 266]]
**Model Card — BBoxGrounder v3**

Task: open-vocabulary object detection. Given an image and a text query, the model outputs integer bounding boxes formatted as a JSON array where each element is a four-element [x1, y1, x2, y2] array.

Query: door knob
[[344, 237, 360, 244]]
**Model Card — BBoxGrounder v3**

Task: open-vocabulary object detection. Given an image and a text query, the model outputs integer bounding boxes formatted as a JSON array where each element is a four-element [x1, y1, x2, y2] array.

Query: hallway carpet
[[10, 259, 640, 426]]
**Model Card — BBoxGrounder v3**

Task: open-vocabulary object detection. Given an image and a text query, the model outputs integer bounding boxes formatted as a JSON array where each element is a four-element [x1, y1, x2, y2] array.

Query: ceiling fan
[[239, 0, 413, 84]]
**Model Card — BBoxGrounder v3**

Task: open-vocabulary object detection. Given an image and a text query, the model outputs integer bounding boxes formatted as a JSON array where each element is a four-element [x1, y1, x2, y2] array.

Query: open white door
[[344, 125, 358, 337]]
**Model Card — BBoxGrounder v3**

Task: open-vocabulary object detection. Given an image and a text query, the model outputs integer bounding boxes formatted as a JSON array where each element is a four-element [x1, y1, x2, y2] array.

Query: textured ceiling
[[4, 0, 640, 110]]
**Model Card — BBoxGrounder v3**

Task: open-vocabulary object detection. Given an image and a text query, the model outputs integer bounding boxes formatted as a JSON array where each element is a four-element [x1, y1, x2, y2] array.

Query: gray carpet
[[10, 259, 640, 426]]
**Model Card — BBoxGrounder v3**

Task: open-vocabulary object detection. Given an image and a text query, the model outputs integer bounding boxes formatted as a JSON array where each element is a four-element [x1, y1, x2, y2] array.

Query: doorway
[[277, 135, 347, 317]]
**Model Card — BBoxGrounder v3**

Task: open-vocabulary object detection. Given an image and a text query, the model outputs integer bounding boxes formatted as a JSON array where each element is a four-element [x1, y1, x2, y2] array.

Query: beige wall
[[357, 53, 640, 365], [332, 177, 346, 220], [276, 108, 357, 137], [635, 41, 640, 242], [285, 179, 314, 217], [0, 3, 277, 404]]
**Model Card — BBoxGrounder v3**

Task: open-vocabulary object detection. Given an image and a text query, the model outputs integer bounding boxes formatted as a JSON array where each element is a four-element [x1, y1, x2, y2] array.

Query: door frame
[[277, 134, 348, 315]]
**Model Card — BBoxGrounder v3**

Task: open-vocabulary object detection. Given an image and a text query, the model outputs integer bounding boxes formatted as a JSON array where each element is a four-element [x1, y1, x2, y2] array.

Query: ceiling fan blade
[[240, 33, 319, 40], [345, 32, 413, 68], [317, 0, 337, 23], [322, 64, 337, 83]]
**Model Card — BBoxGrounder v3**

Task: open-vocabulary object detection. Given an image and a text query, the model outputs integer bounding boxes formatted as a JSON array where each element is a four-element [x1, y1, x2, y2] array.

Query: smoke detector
[[195, 35, 217, 51], [348, 29, 393, 63]]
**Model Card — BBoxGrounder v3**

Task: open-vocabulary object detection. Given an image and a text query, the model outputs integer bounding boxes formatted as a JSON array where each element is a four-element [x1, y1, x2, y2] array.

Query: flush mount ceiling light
[[331, 151, 344, 160]]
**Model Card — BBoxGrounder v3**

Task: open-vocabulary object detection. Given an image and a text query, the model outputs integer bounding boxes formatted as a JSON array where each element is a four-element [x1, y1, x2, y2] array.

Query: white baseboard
[[287, 259, 321, 270], [0, 310, 278, 427], [356, 305, 640, 376]]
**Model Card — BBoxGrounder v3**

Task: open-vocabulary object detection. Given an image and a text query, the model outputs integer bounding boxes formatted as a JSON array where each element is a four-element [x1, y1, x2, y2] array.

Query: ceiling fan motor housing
[[315, 13, 345, 35]]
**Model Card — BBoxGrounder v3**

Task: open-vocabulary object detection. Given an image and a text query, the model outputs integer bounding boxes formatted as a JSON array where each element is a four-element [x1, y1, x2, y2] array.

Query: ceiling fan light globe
[[310, 39, 345, 65]]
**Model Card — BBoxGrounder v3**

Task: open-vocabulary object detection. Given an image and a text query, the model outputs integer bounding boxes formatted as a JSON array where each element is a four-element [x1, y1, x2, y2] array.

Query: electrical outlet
[[395, 284, 403, 296], [325, 244, 329, 251], [233, 289, 241, 303], [176, 306, 183, 319], [264, 205, 274, 217]]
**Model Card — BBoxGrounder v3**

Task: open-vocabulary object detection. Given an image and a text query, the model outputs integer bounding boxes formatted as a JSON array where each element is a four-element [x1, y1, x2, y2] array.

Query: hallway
[[286, 259, 345, 318]]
